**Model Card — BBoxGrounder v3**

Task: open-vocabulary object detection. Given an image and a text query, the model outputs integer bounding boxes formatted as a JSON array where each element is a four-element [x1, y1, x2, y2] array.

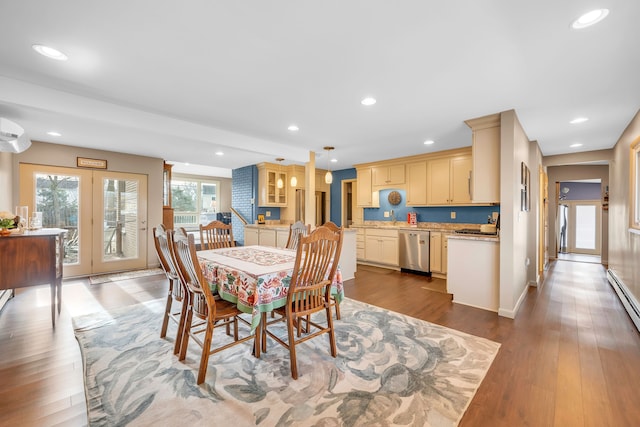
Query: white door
[[566, 201, 601, 255]]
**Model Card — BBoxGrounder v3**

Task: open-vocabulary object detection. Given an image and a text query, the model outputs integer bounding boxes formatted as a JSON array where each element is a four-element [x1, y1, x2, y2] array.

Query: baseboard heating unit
[[608, 269, 640, 333]]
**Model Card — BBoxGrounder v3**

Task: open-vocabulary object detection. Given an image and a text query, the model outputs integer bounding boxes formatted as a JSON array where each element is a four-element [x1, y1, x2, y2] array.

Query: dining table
[[198, 245, 344, 331]]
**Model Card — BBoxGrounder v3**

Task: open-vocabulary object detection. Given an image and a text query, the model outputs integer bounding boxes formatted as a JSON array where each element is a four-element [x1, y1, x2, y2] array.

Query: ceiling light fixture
[[290, 174, 297, 187], [324, 146, 334, 184], [215, 151, 224, 156], [571, 9, 609, 29], [361, 97, 376, 106], [570, 117, 589, 124], [570, 143, 583, 148], [288, 125, 299, 132], [275, 158, 284, 189], [32, 44, 68, 61], [424, 140, 435, 145], [47, 131, 62, 137]]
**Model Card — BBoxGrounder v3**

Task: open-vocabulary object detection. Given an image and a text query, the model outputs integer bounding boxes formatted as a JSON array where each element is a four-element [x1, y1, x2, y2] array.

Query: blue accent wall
[[364, 188, 500, 224], [232, 165, 281, 245], [329, 168, 357, 226]]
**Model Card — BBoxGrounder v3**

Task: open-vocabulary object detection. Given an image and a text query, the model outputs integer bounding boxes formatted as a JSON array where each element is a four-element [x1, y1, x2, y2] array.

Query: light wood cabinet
[[430, 232, 442, 273], [430, 231, 450, 275], [372, 164, 405, 186], [356, 167, 379, 207], [465, 113, 500, 203], [426, 155, 472, 205], [276, 229, 289, 248], [356, 229, 365, 260], [257, 163, 287, 207], [364, 228, 398, 266], [259, 228, 277, 247], [406, 161, 427, 206], [244, 227, 259, 246]]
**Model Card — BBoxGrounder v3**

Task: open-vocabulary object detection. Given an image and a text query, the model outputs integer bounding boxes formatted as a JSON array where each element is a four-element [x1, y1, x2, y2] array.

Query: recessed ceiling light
[[330, 158, 338, 163], [32, 44, 68, 61], [215, 151, 224, 156], [423, 140, 435, 145], [47, 131, 62, 137], [570, 143, 583, 148], [570, 117, 589, 124], [184, 162, 190, 166], [571, 9, 609, 29], [361, 97, 376, 106], [287, 125, 299, 132]]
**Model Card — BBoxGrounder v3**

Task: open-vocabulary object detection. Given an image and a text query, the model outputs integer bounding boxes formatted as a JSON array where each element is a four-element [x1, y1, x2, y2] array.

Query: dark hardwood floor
[[1, 259, 639, 426]]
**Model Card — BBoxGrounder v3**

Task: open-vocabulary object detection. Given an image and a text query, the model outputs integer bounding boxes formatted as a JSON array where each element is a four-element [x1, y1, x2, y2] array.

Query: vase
[[0, 228, 11, 236]]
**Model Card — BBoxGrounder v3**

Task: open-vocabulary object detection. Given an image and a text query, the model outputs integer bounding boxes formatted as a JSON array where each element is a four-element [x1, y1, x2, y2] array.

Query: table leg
[[50, 283, 56, 327]]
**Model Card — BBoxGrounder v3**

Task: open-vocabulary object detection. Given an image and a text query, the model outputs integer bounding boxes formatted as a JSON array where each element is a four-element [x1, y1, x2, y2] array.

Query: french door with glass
[[558, 200, 601, 256], [19, 164, 147, 277]]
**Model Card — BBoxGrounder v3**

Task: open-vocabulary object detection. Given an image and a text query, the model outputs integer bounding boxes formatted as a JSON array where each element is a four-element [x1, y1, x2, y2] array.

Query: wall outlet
[[384, 211, 390, 218], [251, 198, 255, 205], [266, 211, 271, 217], [450, 211, 456, 219]]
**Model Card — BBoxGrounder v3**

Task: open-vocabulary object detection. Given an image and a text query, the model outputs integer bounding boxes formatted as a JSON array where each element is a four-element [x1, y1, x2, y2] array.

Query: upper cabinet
[[465, 113, 501, 204], [372, 164, 405, 187], [426, 154, 472, 205], [406, 161, 427, 206], [257, 163, 287, 207], [356, 167, 380, 207]]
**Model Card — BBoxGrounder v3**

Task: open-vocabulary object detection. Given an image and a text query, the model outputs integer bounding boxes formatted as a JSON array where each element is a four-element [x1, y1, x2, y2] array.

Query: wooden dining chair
[[285, 221, 311, 250], [153, 225, 187, 355], [321, 221, 343, 319], [171, 228, 256, 385], [199, 220, 235, 250], [261, 225, 343, 379]]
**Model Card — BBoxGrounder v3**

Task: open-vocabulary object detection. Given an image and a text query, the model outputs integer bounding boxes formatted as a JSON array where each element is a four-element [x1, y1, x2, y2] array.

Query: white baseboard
[[498, 283, 529, 319], [607, 269, 640, 332]]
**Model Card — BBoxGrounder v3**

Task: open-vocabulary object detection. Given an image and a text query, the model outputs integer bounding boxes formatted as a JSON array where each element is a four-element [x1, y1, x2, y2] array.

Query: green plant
[[0, 211, 15, 229]]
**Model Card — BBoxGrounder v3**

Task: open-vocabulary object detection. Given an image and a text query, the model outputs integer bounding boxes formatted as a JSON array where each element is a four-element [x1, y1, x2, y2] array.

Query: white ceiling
[[0, 1, 638, 177]]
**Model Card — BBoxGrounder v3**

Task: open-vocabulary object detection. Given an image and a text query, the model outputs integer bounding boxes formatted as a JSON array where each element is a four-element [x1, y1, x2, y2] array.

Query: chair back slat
[[171, 228, 216, 320], [200, 220, 235, 250], [288, 225, 343, 315], [153, 225, 185, 300], [286, 221, 311, 250]]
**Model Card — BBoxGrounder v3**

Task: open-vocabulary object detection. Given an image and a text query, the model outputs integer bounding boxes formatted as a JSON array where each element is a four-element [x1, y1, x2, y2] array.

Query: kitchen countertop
[[245, 223, 357, 233], [350, 222, 499, 241]]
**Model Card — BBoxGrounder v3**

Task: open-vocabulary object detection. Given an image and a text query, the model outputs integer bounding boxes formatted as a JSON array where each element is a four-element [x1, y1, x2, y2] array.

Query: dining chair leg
[[334, 300, 341, 320], [287, 314, 299, 379], [179, 306, 193, 362], [326, 306, 337, 357], [197, 321, 215, 385], [173, 298, 188, 355], [253, 320, 261, 358], [160, 281, 174, 338]]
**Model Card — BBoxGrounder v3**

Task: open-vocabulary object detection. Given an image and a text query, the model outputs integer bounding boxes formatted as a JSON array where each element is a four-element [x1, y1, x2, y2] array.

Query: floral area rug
[[73, 298, 500, 426]]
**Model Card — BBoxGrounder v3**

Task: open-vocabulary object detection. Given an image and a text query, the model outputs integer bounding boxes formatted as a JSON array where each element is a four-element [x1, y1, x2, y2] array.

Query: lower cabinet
[[363, 228, 398, 266], [356, 229, 365, 260], [429, 232, 450, 276], [244, 227, 259, 246], [243, 226, 288, 247]]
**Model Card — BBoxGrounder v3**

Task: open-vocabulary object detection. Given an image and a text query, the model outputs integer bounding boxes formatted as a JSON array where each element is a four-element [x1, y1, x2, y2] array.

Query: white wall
[[608, 109, 640, 309], [498, 110, 539, 318]]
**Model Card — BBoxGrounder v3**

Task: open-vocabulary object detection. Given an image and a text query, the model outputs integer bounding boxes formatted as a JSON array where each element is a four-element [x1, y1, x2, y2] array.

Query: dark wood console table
[[0, 229, 66, 327]]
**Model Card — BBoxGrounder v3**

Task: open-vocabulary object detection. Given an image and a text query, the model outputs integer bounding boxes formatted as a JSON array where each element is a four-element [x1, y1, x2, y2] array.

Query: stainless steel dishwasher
[[398, 230, 430, 274]]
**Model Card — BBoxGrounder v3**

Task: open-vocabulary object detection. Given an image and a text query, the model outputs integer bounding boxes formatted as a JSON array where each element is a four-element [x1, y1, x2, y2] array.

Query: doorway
[[557, 200, 601, 257], [19, 164, 148, 277], [341, 179, 361, 227]]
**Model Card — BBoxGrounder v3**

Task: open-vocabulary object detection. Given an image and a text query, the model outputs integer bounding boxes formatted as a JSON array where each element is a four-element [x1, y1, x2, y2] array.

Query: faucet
[[390, 209, 396, 225]]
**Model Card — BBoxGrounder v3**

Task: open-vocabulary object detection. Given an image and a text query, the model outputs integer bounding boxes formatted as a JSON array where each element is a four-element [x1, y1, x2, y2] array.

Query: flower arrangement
[[0, 211, 16, 229]]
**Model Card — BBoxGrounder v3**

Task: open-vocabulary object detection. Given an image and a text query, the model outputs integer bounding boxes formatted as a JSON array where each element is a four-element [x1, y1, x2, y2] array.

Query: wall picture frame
[[77, 157, 107, 169]]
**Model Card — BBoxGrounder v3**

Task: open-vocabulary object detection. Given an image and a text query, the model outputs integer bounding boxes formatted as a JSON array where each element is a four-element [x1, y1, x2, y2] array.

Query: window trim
[[171, 174, 220, 230], [630, 137, 640, 231]]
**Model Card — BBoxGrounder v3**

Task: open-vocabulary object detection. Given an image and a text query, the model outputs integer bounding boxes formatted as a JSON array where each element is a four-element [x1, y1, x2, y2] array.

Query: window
[[632, 138, 640, 231], [171, 176, 219, 229]]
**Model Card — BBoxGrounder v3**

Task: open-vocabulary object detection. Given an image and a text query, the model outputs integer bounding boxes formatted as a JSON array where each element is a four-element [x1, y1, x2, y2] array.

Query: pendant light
[[324, 146, 334, 184], [275, 158, 284, 189], [290, 174, 297, 187]]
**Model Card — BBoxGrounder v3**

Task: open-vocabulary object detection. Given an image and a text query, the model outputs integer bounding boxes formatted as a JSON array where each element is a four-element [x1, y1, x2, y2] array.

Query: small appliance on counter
[[407, 212, 418, 227]]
